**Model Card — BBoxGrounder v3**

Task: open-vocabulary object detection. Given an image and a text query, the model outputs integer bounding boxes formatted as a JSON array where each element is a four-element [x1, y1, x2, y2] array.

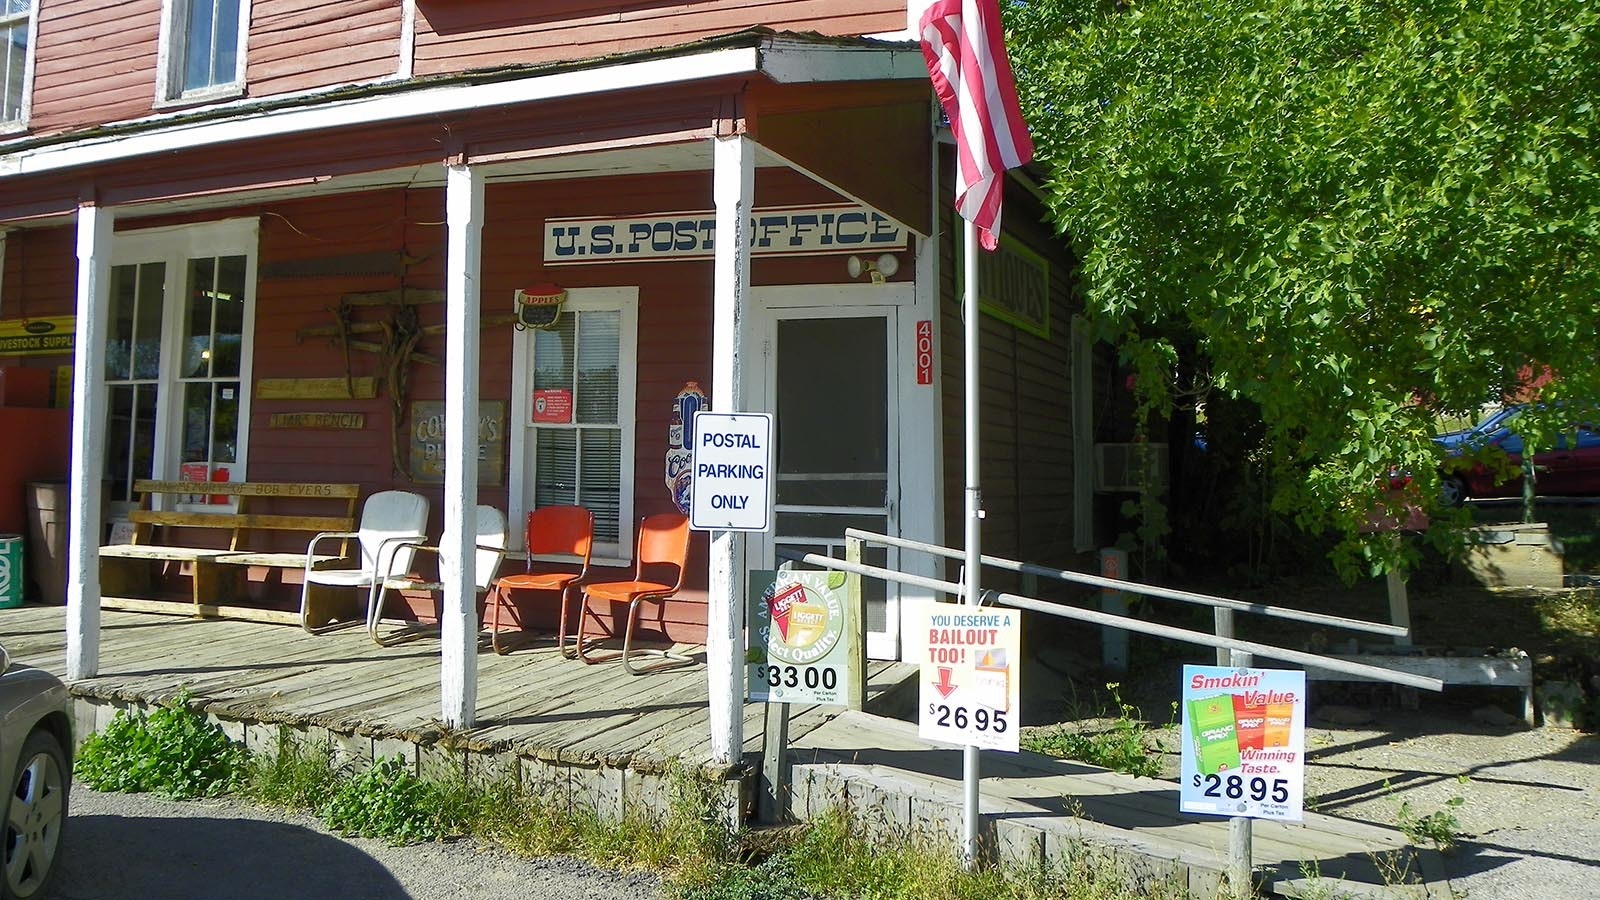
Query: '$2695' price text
[[927, 703, 1008, 733]]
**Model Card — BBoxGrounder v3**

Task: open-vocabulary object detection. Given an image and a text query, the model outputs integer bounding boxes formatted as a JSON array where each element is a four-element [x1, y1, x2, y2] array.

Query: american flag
[[919, 0, 1034, 251]]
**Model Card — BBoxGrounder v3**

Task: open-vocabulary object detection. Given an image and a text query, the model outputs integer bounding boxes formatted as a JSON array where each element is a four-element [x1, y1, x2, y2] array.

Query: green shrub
[[318, 755, 450, 845], [1023, 684, 1170, 778], [76, 690, 248, 799], [244, 728, 341, 810]]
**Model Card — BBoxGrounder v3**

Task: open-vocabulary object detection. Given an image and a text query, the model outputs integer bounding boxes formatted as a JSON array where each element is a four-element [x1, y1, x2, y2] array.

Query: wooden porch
[[0, 605, 914, 770]]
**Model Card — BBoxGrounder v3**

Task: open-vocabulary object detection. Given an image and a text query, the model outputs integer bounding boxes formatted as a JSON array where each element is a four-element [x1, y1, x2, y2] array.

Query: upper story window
[[1, 0, 38, 129], [158, 0, 251, 104]]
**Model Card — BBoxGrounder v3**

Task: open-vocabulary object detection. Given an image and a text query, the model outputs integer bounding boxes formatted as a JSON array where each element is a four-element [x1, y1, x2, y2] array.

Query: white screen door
[[754, 303, 901, 659]]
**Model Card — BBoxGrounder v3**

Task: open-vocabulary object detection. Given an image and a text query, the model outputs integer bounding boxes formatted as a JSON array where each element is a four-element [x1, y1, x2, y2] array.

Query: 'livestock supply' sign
[[688, 412, 772, 532], [544, 204, 909, 264], [1179, 665, 1306, 822], [917, 604, 1021, 752]]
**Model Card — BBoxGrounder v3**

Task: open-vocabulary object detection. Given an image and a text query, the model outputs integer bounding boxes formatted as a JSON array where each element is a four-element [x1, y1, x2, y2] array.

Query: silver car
[[0, 643, 71, 900]]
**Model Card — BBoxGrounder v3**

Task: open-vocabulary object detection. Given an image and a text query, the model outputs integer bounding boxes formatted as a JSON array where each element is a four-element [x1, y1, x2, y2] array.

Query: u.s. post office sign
[[544, 204, 908, 264]]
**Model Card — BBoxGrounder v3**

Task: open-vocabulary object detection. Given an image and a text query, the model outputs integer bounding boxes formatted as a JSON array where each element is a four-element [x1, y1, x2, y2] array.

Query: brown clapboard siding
[[414, 0, 904, 76], [247, 0, 402, 95], [28, 0, 160, 136]]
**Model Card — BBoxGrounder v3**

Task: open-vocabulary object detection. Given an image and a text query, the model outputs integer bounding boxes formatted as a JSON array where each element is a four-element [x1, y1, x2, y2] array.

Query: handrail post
[[1213, 607, 1234, 667], [845, 535, 866, 711]]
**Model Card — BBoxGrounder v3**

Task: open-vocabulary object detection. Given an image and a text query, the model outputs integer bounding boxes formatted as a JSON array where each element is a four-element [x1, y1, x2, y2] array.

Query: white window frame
[[155, 0, 251, 107], [0, 0, 41, 134], [508, 287, 639, 565], [109, 218, 260, 506]]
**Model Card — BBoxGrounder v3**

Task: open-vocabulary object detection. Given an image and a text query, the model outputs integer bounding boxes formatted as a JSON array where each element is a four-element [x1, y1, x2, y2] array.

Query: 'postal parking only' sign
[[689, 412, 773, 532]]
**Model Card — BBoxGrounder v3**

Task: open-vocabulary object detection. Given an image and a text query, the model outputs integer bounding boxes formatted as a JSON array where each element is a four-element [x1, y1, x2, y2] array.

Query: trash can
[[25, 482, 69, 606], [0, 534, 22, 608]]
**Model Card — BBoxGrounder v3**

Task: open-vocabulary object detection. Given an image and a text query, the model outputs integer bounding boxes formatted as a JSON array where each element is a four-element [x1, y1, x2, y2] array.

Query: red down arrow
[[934, 666, 957, 698]]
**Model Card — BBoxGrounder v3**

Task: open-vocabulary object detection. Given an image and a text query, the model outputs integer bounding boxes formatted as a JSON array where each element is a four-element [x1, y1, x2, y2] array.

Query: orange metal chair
[[577, 512, 693, 674], [488, 506, 594, 656]]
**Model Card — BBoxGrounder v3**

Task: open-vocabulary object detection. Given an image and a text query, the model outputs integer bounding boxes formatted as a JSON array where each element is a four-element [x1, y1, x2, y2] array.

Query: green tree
[[1006, 0, 1600, 574]]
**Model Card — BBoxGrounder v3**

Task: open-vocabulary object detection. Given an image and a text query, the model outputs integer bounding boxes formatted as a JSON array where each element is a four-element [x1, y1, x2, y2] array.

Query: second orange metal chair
[[576, 512, 692, 674], [488, 506, 593, 656]]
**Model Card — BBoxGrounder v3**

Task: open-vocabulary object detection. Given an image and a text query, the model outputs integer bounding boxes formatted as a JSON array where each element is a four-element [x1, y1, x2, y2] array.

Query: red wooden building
[[0, 0, 1118, 751]]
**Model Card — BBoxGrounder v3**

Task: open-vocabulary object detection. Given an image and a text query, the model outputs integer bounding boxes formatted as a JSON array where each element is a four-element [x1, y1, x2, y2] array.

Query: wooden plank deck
[[0, 605, 916, 772]]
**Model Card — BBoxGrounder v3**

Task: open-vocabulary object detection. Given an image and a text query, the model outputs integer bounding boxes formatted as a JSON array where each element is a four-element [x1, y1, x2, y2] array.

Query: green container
[[0, 534, 22, 609], [1187, 694, 1242, 776]]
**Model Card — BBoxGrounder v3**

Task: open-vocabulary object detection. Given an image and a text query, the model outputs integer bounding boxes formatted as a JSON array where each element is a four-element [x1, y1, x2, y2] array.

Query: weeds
[[243, 729, 339, 810], [75, 690, 247, 799], [1391, 777, 1468, 853], [1023, 683, 1171, 778]]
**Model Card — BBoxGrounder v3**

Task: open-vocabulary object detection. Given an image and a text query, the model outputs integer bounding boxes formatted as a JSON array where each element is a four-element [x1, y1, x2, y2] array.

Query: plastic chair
[[300, 491, 430, 634], [367, 505, 509, 647], [488, 506, 594, 656], [577, 512, 693, 674]]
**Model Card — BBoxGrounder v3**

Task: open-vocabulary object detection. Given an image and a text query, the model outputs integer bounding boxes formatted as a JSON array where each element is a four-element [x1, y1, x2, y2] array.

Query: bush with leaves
[[317, 755, 454, 845], [76, 690, 248, 799]]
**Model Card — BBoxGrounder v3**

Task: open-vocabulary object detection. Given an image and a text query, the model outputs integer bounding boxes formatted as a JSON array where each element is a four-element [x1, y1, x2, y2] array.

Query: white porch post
[[441, 161, 483, 729], [66, 204, 114, 681], [707, 133, 753, 766]]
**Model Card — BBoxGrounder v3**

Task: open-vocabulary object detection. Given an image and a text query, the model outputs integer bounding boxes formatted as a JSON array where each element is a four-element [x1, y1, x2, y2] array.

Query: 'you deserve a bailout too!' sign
[[1180, 666, 1306, 822], [689, 412, 773, 532]]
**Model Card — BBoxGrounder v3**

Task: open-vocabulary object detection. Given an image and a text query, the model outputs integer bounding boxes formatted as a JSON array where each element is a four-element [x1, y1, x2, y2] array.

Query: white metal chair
[[299, 490, 430, 634], [367, 505, 508, 646]]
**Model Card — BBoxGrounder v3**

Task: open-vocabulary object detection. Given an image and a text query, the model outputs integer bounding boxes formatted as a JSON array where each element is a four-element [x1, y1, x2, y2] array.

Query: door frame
[[747, 282, 928, 660]]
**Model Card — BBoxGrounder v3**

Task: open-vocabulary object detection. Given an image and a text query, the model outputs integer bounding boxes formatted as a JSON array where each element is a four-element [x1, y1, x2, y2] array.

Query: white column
[[67, 204, 114, 681], [707, 133, 753, 766], [440, 161, 483, 729]]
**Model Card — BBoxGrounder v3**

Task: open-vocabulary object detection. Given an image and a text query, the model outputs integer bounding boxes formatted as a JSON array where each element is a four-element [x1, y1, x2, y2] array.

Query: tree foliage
[[1006, 0, 1600, 572]]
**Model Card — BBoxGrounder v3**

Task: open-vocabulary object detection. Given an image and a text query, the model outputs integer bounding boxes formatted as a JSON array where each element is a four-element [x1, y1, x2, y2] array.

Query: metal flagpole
[[961, 218, 982, 866]]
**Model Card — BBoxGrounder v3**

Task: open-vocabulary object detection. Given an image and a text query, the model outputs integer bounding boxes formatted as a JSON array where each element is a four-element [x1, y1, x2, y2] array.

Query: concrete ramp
[[789, 710, 1452, 899]]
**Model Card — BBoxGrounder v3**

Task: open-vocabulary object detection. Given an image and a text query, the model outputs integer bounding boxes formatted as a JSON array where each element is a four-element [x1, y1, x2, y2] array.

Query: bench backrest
[[127, 480, 361, 551]]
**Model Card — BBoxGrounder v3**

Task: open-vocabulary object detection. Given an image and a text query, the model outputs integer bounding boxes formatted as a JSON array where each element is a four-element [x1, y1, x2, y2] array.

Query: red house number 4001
[[916, 320, 934, 385]]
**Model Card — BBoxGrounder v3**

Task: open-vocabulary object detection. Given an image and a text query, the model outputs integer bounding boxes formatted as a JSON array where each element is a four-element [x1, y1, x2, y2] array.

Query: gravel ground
[[52, 785, 665, 900]]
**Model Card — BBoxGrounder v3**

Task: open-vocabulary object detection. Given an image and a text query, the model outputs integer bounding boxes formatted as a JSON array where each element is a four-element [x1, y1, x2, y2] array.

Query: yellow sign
[[0, 317, 75, 357], [256, 377, 379, 400], [268, 412, 367, 430]]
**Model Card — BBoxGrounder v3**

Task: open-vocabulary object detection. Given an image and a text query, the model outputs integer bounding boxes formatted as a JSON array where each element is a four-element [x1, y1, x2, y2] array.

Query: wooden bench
[[100, 480, 361, 624]]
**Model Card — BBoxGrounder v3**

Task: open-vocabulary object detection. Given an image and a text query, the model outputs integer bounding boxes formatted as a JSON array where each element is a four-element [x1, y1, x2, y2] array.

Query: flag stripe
[[920, 0, 1033, 250]]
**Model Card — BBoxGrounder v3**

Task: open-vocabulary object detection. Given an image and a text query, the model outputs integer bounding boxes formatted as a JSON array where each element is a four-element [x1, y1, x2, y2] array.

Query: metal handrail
[[793, 551, 1445, 692], [844, 528, 1408, 639]]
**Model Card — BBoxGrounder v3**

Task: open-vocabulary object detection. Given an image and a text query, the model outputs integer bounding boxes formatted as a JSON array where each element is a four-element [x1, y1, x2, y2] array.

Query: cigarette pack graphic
[[1187, 694, 1241, 776], [1264, 701, 1294, 748], [1232, 694, 1266, 752]]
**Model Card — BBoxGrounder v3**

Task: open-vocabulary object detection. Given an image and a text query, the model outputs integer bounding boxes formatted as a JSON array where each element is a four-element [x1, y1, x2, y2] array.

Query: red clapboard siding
[[414, 0, 905, 77], [248, 0, 401, 95], [28, 0, 161, 135]]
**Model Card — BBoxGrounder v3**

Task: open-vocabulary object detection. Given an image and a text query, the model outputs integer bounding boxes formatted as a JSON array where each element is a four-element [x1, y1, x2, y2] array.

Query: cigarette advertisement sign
[[916, 604, 1021, 752], [746, 570, 860, 706], [1180, 665, 1306, 822]]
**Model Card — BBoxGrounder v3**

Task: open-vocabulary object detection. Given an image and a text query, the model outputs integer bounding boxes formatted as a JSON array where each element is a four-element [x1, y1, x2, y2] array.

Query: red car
[[1438, 408, 1600, 504]]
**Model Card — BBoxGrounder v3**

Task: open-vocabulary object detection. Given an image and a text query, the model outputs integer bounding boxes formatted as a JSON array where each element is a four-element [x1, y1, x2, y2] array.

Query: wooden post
[[1100, 547, 1129, 673], [440, 161, 483, 729], [67, 203, 114, 681], [1385, 570, 1412, 648], [758, 700, 790, 824], [707, 132, 753, 768], [1213, 607, 1234, 667], [845, 535, 866, 711]]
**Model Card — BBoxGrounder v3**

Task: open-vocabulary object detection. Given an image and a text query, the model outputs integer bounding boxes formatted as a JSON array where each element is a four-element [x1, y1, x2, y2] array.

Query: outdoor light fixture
[[846, 253, 901, 285]]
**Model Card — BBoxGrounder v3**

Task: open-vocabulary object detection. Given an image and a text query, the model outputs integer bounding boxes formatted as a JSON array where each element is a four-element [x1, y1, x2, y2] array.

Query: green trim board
[[953, 233, 1051, 339]]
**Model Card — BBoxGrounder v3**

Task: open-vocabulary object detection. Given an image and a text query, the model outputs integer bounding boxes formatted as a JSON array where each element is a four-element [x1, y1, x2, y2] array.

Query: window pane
[[132, 386, 158, 486], [182, 381, 213, 463], [534, 430, 577, 508], [576, 310, 620, 424], [105, 386, 135, 502], [134, 263, 165, 379], [532, 315, 574, 394], [2, 22, 24, 122], [579, 429, 623, 544], [214, 0, 239, 83], [212, 382, 239, 463], [212, 255, 247, 377], [183, 257, 216, 378], [183, 0, 217, 91], [107, 265, 139, 381]]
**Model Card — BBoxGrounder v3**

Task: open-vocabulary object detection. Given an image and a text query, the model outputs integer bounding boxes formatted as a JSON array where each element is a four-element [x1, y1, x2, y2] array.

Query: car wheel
[[1, 730, 68, 900], [1441, 475, 1469, 507]]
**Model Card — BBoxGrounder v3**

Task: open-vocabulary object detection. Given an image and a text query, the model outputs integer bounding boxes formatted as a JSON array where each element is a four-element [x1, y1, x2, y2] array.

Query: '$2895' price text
[[1191, 773, 1289, 804], [927, 703, 1008, 733]]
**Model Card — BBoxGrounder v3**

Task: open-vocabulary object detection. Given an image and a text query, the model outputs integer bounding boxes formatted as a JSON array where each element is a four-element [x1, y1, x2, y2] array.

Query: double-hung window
[[511, 288, 638, 561], [158, 0, 250, 103], [106, 219, 258, 507], [1, 0, 38, 129]]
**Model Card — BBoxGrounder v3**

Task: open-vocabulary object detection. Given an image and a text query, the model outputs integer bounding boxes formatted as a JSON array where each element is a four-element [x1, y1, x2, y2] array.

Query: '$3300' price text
[[755, 664, 839, 691], [926, 703, 1008, 733]]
